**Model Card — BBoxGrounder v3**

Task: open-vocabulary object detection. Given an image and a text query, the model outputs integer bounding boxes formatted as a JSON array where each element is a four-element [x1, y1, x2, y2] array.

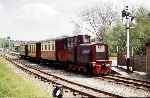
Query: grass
[[0, 59, 51, 97]]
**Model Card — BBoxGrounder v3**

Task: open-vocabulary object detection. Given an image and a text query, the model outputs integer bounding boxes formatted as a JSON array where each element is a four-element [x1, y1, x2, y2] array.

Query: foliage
[[104, 7, 150, 56], [130, 9, 150, 55], [104, 21, 126, 56], [0, 37, 15, 49], [0, 38, 9, 48]]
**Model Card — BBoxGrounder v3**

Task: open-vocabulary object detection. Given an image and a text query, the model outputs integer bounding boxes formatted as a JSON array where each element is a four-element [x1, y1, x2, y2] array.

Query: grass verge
[[0, 59, 51, 97]]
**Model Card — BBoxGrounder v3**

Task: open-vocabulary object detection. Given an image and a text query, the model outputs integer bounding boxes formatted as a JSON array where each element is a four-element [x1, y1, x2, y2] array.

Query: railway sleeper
[[73, 92, 79, 96], [64, 89, 70, 93]]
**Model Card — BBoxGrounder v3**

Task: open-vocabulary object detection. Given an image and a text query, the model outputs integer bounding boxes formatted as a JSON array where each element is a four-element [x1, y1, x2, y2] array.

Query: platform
[[112, 65, 150, 81]]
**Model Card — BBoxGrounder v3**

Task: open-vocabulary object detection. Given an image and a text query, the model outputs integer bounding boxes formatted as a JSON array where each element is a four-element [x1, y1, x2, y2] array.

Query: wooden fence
[[131, 55, 147, 72], [118, 54, 148, 72]]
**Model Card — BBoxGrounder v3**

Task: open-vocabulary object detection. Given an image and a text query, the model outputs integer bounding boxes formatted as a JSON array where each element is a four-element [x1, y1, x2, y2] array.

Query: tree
[[80, 3, 118, 42], [104, 7, 150, 56], [130, 7, 150, 55], [0, 36, 13, 49], [104, 21, 126, 56]]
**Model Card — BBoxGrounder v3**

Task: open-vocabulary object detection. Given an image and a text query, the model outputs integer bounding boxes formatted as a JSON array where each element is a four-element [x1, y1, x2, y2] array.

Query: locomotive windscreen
[[96, 45, 107, 60]]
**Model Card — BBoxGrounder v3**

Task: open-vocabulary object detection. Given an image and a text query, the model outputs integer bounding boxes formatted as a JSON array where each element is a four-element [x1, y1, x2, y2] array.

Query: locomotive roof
[[21, 34, 90, 45], [79, 42, 106, 46], [27, 41, 39, 44], [39, 38, 56, 42], [39, 35, 72, 42], [55, 34, 90, 40]]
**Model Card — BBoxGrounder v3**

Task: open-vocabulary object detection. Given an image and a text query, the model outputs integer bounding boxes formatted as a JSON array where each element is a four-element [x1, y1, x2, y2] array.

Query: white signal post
[[122, 5, 133, 71], [126, 7, 130, 59]]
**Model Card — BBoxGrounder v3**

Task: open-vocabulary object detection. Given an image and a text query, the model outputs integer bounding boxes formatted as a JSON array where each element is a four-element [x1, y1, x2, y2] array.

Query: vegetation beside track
[[0, 57, 51, 97]]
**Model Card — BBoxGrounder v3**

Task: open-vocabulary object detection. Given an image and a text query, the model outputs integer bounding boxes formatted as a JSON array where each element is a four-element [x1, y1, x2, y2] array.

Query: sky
[[0, 0, 149, 41]]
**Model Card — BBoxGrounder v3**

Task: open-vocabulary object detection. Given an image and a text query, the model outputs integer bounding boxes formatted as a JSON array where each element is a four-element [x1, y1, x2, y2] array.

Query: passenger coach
[[20, 44, 28, 58], [27, 42, 41, 61], [40, 39, 56, 63]]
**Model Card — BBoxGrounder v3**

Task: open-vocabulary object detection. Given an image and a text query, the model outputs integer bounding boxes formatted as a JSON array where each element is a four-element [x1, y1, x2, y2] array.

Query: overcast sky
[[0, 0, 149, 41]]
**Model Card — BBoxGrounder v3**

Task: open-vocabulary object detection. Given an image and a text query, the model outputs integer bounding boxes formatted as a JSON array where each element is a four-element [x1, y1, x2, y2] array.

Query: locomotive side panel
[[77, 45, 92, 64], [55, 38, 69, 62], [67, 35, 90, 63], [67, 37, 76, 63], [68, 48, 76, 63]]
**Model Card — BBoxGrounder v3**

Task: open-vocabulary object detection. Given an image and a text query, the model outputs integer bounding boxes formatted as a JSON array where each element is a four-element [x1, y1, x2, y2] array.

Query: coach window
[[51, 44, 54, 51], [53, 44, 55, 51], [33, 45, 34, 52], [29, 45, 30, 52], [42, 44, 44, 51], [43, 44, 45, 51], [48, 44, 51, 51], [41, 44, 42, 50], [30, 45, 32, 52], [33, 45, 35, 52], [32, 45, 33, 52], [32, 45, 33, 53], [45, 45, 47, 50], [33, 45, 36, 52]]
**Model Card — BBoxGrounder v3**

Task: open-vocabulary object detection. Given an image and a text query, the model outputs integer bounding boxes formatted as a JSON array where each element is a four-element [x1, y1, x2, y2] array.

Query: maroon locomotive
[[19, 35, 112, 75], [55, 35, 111, 75]]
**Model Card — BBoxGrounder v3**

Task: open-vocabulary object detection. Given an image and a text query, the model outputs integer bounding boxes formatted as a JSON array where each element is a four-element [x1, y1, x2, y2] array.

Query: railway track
[[99, 74, 150, 89], [3, 55, 122, 98]]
